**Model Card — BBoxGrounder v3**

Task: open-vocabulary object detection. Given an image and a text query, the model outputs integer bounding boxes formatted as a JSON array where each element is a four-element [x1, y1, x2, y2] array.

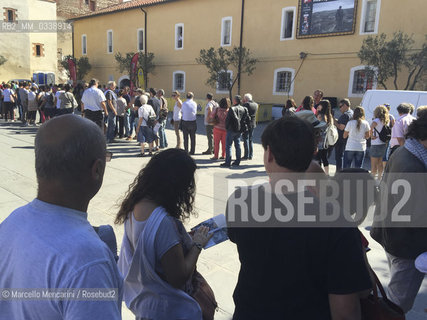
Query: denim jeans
[[225, 131, 241, 165], [343, 150, 365, 168], [158, 119, 168, 148], [242, 127, 254, 159], [106, 112, 116, 142], [334, 140, 346, 171], [124, 112, 130, 137], [129, 112, 137, 137]]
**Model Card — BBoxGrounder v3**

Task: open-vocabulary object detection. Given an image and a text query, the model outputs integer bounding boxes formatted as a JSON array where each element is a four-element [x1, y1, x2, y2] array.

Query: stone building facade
[[55, 0, 123, 81]]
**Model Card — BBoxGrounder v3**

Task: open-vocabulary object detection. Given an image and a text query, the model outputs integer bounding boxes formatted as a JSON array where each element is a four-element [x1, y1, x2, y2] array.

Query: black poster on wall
[[297, 0, 358, 38]]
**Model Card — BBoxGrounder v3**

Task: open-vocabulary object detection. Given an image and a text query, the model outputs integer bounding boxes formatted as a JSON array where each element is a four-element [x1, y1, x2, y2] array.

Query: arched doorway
[[118, 75, 130, 89]]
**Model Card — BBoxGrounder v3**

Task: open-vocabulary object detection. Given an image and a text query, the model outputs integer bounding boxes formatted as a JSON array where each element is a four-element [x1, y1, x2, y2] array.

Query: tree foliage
[[0, 55, 7, 66], [196, 46, 258, 99], [358, 32, 426, 90], [60, 55, 92, 81], [114, 51, 155, 89]]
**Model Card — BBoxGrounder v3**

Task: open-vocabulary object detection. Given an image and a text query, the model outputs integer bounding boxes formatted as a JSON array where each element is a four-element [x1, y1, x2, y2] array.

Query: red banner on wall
[[68, 58, 77, 84], [130, 53, 139, 96]]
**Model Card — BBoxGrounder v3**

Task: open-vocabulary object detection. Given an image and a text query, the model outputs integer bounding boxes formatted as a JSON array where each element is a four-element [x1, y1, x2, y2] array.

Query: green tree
[[60, 55, 92, 81], [114, 51, 155, 89], [0, 55, 6, 66], [196, 46, 257, 100], [358, 32, 426, 90]]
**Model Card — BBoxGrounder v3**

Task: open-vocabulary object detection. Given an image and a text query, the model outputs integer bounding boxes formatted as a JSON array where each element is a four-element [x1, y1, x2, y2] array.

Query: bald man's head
[[35, 115, 106, 184]]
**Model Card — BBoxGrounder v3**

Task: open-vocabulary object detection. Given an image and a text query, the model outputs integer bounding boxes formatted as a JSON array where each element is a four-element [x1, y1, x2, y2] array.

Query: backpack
[[239, 109, 250, 133], [375, 125, 392, 143], [145, 107, 157, 128], [324, 124, 339, 148]]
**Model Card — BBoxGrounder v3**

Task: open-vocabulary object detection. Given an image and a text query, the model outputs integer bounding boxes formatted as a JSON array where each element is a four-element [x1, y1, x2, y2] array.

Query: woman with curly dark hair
[[116, 149, 212, 320]]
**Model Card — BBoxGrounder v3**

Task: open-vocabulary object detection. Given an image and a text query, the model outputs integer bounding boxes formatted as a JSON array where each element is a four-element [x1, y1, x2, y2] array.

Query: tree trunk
[[409, 66, 424, 90], [393, 64, 399, 90], [404, 66, 417, 90], [380, 81, 388, 90]]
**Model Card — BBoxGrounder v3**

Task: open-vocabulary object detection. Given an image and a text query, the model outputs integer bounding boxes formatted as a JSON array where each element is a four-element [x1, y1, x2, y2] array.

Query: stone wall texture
[[55, 0, 123, 19]]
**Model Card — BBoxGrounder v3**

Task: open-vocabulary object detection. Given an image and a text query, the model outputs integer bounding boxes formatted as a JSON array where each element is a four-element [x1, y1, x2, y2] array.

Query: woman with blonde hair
[[171, 91, 183, 149], [343, 106, 370, 168], [370, 105, 390, 178]]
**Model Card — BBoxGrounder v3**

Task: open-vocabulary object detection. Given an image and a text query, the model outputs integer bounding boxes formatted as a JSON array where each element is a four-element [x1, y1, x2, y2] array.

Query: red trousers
[[213, 127, 226, 158]]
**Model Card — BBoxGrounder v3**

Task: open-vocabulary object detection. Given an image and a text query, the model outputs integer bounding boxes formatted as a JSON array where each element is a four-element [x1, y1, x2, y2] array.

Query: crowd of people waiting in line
[[2, 80, 423, 179], [0, 107, 426, 319], [1, 76, 427, 319]]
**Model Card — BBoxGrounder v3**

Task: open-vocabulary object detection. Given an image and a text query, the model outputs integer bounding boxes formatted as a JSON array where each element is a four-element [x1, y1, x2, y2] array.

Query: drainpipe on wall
[[140, 7, 148, 88], [237, 0, 245, 95], [71, 23, 75, 58]]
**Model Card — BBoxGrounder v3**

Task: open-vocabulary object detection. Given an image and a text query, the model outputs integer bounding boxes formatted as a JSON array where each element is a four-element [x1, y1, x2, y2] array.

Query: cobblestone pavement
[[0, 116, 425, 319]]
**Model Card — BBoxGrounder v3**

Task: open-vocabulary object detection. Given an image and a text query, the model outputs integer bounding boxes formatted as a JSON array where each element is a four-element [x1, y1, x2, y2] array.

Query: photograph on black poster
[[297, 0, 358, 38]]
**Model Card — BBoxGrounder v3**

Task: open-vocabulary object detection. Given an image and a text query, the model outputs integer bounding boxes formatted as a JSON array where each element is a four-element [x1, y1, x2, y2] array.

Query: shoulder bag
[[191, 270, 218, 320], [360, 267, 405, 320]]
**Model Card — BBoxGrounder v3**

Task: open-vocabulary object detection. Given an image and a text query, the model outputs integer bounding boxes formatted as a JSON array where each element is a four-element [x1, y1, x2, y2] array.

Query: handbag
[[191, 270, 218, 320], [360, 267, 405, 320]]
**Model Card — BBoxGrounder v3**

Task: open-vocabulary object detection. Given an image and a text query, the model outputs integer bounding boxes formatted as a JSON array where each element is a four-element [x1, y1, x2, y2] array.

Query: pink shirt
[[390, 113, 416, 148], [296, 105, 317, 114]]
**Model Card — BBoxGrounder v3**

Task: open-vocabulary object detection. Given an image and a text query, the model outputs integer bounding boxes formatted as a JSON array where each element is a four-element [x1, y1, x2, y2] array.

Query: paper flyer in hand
[[191, 214, 228, 249]]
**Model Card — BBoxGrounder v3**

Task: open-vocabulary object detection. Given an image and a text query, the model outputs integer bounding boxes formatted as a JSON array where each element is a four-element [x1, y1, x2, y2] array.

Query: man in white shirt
[[180, 92, 197, 155], [81, 78, 108, 129], [54, 84, 65, 116]]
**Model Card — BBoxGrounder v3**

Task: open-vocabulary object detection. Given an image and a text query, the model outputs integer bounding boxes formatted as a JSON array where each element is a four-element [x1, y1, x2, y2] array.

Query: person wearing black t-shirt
[[227, 117, 371, 320]]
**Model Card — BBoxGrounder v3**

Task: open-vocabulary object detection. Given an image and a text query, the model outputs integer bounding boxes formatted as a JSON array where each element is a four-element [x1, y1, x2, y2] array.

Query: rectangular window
[[281, 7, 295, 40], [360, 0, 380, 34], [174, 73, 185, 91], [82, 34, 87, 55], [89, 0, 96, 11], [352, 69, 374, 94], [4, 8, 17, 22], [217, 71, 232, 92], [33, 43, 44, 57], [364, 0, 377, 33], [276, 71, 292, 92], [137, 29, 144, 51], [221, 17, 232, 46], [175, 24, 184, 50], [107, 30, 113, 54]]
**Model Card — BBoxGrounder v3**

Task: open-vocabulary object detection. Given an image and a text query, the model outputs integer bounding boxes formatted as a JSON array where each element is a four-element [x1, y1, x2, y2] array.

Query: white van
[[361, 90, 427, 121]]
